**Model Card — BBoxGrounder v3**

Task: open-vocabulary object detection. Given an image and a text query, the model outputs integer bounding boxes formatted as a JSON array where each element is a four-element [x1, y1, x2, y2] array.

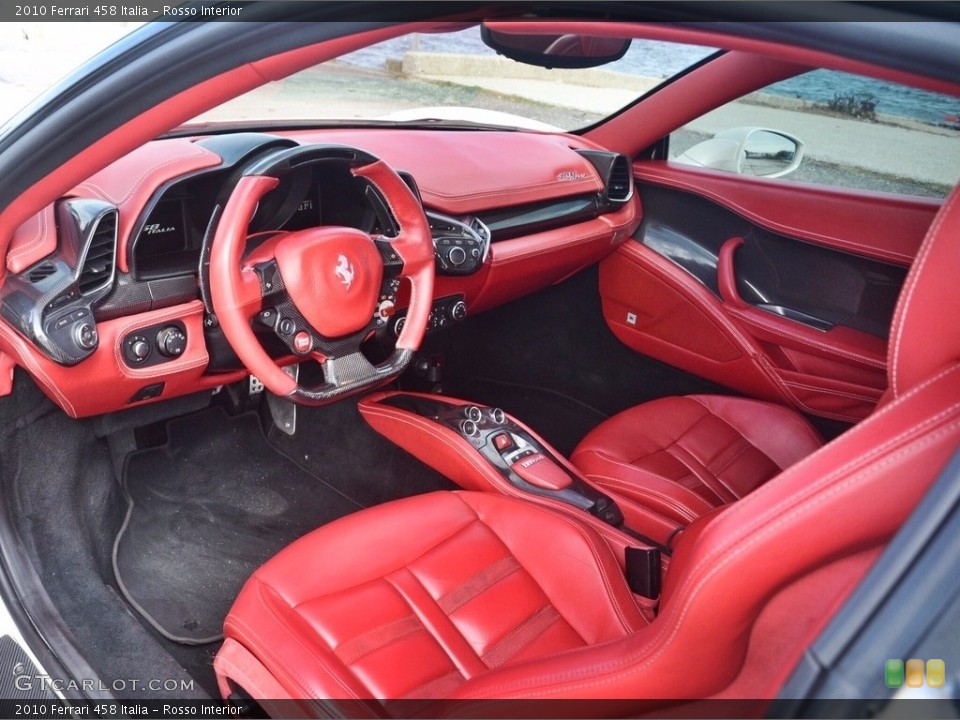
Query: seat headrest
[[889, 183, 960, 398]]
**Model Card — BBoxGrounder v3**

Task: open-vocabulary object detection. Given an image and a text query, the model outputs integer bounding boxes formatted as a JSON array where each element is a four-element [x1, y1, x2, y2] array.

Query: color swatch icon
[[885, 659, 904, 688], [885, 658, 946, 688]]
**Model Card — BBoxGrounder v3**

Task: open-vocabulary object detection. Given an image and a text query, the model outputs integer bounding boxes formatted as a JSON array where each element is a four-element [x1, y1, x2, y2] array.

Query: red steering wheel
[[209, 145, 435, 405]]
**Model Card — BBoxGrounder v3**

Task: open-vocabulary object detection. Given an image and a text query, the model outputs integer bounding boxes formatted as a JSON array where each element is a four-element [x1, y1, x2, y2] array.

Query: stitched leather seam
[[7, 209, 48, 263], [228, 586, 361, 700], [460, 415, 960, 699], [583, 469, 702, 522], [480, 605, 564, 669], [437, 555, 522, 615], [75, 144, 213, 206], [0, 322, 77, 416], [890, 187, 960, 396], [334, 614, 423, 666], [728, 308, 886, 368], [781, 380, 880, 403], [663, 442, 732, 506]]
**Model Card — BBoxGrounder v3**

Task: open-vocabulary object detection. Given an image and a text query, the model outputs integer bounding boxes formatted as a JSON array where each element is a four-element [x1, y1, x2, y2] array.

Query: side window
[[670, 69, 960, 198]]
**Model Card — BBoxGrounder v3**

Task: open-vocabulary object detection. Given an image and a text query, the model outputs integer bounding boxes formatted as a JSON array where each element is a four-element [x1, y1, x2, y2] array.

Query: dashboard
[[0, 129, 640, 417]]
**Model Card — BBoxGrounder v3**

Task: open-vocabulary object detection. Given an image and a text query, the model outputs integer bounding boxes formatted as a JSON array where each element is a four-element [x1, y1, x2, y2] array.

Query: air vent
[[25, 261, 56, 284], [78, 210, 117, 295], [606, 155, 632, 202]]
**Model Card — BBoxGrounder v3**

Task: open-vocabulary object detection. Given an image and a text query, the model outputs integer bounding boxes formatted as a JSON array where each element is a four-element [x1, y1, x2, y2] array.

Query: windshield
[[188, 27, 718, 131]]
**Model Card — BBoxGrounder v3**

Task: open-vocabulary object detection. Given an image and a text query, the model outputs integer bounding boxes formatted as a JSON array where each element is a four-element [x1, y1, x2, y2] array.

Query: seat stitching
[[334, 615, 424, 666], [460, 415, 960, 699], [890, 187, 960, 397], [781, 380, 881, 403], [480, 605, 564, 669], [584, 471, 701, 522], [399, 670, 464, 701], [525, 510, 644, 632], [706, 441, 758, 492], [231, 584, 363, 700], [437, 555, 523, 615], [663, 444, 732, 505], [690, 395, 825, 451], [382, 570, 479, 683]]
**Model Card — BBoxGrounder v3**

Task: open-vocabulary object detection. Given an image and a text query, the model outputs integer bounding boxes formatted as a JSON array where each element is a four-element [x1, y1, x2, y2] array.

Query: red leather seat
[[570, 395, 823, 526], [218, 491, 647, 702], [216, 184, 960, 710]]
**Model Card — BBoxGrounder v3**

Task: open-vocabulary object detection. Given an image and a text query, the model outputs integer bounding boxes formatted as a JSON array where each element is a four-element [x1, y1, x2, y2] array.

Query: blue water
[[340, 28, 958, 128], [768, 71, 957, 127]]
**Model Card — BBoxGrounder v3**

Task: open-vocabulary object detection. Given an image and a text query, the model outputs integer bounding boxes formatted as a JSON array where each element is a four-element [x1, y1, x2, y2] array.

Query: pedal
[[266, 365, 299, 435]]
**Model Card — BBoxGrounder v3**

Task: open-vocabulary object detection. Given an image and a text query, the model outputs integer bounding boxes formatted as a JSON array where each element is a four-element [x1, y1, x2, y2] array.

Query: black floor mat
[[114, 406, 364, 644]]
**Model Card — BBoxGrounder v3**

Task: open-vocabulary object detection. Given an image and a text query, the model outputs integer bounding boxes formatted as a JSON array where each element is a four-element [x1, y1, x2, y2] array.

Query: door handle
[[717, 236, 748, 308]]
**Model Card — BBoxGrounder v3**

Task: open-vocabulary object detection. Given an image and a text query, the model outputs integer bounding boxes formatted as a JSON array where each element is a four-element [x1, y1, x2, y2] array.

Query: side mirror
[[675, 127, 805, 178], [480, 24, 631, 69]]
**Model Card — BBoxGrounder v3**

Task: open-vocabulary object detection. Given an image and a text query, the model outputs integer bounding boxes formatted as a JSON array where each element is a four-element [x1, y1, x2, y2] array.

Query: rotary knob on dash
[[156, 326, 187, 357]]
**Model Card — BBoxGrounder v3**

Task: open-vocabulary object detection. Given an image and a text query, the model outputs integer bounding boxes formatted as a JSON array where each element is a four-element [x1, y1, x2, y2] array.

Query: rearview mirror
[[480, 25, 631, 69], [675, 127, 805, 178]]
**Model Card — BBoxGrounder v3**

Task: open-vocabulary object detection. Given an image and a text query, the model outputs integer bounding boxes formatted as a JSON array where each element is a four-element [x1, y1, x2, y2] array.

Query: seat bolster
[[254, 492, 480, 606], [572, 397, 702, 463], [223, 492, 646, 701], [224, 578, 376, 702], [458, 493, 648, 641], [687, 395, 823, 470], [572, 449, 717, 524]]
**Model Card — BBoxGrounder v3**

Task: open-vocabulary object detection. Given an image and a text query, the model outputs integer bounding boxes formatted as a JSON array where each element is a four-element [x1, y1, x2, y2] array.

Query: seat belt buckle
[[625, 546, 661, 599]]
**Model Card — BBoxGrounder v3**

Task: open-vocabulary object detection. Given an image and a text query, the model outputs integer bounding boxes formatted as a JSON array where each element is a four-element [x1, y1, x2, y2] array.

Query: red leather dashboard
[[0, 129, 639, 417]]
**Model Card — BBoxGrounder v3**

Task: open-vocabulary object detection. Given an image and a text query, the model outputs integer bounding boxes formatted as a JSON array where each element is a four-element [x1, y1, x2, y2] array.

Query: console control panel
[[380, 395, 624, 527], [122, 321, 188, 368], [391, 295, 467, 338], [427, 211, 490, 276]]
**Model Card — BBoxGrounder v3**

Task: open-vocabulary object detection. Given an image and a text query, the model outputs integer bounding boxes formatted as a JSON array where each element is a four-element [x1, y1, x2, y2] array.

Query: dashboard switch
[[450, 300, 467, 322], [74, 322, 98, 350], [493, 432, 514, 452], [156, 326, 187, 357], [128, 337, 151, 363]]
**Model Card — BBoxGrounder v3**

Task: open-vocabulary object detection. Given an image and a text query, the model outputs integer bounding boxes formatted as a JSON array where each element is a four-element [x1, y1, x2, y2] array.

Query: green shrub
[[821, 92, 878, 121]]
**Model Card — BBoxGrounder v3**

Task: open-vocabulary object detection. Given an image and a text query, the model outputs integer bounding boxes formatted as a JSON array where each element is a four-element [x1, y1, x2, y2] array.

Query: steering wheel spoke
[[209, 144, 435, 405]]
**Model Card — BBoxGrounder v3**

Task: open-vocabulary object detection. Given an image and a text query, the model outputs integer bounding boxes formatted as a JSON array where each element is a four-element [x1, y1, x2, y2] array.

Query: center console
[[359, 391, 625, 528]]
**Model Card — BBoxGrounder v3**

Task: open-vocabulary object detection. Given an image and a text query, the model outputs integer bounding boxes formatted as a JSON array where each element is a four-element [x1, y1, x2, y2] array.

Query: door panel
[[599, 162, 939, 423]]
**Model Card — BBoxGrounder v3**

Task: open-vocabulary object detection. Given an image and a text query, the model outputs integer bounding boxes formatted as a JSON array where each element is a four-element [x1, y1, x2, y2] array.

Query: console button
[[278, 318, 296, 336], [293, 332, 313, 354], [460, 419, 480, 438], [74, 322, 98, 350], [128, 337, 151, 363], [493, 432, 514, 452], [450, 301, 467, 322], [464, 405, 483, 423], [448, 246, 467, 266]]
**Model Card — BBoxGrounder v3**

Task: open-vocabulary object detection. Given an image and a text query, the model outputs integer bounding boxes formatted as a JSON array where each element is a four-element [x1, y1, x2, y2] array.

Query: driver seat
[[215, 185, 960, 710]]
